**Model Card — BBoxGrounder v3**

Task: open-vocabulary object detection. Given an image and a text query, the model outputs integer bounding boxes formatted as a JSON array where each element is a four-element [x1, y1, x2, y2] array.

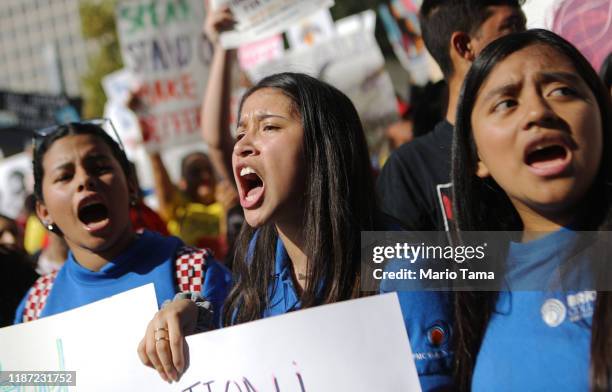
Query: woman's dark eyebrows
[[538, 71, 583, 86], [50, 161, 73, 172], [481, 82, 520, 102], [83, 153, 113, 164], [255, 113, 287, 121]]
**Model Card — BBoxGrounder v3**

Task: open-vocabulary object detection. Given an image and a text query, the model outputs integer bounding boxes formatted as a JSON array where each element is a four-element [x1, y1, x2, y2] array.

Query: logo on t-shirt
[[566, 290, 596, 323], [436, 182, 455, 232], [541, 298, 566, 327]]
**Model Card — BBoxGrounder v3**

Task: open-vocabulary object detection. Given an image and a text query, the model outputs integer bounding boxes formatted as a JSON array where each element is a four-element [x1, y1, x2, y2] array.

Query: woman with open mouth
[[14, 120, 233, 383], [139, 67, 454, 388], [451, 29, 612, 391]]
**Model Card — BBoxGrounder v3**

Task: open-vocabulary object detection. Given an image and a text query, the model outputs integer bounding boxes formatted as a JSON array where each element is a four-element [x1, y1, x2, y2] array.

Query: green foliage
[[79, 0, 123, 118]]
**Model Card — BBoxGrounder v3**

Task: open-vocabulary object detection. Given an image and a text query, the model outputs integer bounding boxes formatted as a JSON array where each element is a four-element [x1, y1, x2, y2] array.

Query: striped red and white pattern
[[22, 270, 58, 322]]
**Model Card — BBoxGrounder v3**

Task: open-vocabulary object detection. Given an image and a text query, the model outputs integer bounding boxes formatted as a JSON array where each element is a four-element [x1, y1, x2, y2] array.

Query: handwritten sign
[[0, 284, 160, 391], [115, 0, 211, 152], [1, 287, 420, 391], [212, 0, 334, 48], [170, 293, 421, 391]]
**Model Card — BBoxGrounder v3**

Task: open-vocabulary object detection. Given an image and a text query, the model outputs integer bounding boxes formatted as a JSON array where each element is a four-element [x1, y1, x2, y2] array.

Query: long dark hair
[[222, 72, 379, 325], [452, 29, 612, 390]]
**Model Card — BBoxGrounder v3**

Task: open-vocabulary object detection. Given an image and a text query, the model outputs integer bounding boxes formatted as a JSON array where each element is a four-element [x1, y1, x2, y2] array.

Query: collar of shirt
[[264, 236, 301, 317]]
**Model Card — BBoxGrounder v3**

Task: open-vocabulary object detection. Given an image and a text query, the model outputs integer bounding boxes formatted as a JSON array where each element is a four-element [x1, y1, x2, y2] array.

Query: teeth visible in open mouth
[[240, 166, 256, 177]]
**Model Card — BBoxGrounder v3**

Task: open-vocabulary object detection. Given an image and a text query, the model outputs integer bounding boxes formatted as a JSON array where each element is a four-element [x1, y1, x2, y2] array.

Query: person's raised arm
[[201, 5, 236, 182], [146, 151, 177, 221], [128, 93, 178, 222]]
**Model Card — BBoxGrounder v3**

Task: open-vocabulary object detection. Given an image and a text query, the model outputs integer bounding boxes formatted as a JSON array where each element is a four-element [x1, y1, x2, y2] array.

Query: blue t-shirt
[[15, 230, 232, 324], [472, 229, 595, 391], [266, 236, 452, 391]]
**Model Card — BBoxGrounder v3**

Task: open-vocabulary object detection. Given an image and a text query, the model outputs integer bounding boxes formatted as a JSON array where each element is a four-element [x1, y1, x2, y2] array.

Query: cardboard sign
[[115, 0, 211, 152]]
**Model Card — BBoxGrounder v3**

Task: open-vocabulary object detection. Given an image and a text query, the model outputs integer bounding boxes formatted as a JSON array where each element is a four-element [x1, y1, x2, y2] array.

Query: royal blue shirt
[[263, 237, 300, 317], [380, 259, 454, 391], [15, 230, 232, 324], [472, 229, 594, 391]]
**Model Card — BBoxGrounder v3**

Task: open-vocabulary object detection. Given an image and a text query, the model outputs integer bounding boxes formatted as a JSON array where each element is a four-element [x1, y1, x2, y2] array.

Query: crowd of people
[[2, 0, 612, 390]]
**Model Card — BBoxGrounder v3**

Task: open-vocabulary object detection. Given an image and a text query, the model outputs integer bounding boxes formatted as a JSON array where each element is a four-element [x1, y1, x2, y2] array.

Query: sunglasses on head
[[33, 118, 124, 152]]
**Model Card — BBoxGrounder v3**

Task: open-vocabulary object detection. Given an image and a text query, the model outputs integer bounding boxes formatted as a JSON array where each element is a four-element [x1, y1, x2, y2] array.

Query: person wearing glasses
[[13, 120, 232, 338]]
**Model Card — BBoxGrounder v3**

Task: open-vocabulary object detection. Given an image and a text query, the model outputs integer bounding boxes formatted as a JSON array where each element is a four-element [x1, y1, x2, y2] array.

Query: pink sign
[[237, 34, 284, 71], [552, 0, 612, 71]]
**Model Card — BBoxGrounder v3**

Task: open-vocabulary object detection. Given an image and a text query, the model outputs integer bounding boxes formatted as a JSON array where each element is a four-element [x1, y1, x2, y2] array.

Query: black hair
[[223, 72, 380, 325], [0, 244, 38, 327], [180, 151, 211, 180], [419, 0, 525, 78], [601, 52, 612, 91], [452, 29, 612, 390], [33, 122, 132, 202], [409, 80, 448, 137]]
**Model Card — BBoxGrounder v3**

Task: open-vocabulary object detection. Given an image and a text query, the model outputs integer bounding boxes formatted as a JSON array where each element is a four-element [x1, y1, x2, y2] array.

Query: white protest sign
[[0, 152, 32, 219], [102, 68, 138, 105], [168, 293, 421, 392], [0, 284, 161, 391], [1, 289, 420, 391], [249, 19, 398, 153], [115, 0, 212, 152], [101, 69, 141, 157], [212, 0, 334, 48], [286, 8, 335, 50]]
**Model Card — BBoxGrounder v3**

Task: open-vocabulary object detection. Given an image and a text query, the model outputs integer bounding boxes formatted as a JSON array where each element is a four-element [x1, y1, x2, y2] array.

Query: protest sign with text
[[1, 288, 421, 391], [116, 0, 211, 152], [249, 17, 398, 154], [0, 285, 159, 391], [212, 0, 334, 48]]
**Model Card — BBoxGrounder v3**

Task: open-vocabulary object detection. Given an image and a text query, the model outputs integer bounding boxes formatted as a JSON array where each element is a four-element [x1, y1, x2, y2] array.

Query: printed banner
[[0, 91, 81, 130], [212, 0, 334, 48], [249, 17, 399, 153], [115, 0, 211, 152]]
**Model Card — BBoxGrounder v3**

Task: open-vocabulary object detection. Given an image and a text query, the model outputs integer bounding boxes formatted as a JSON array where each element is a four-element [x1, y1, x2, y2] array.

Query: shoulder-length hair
[[222, 72, 379, 325], [451, 29, 612, 390]]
